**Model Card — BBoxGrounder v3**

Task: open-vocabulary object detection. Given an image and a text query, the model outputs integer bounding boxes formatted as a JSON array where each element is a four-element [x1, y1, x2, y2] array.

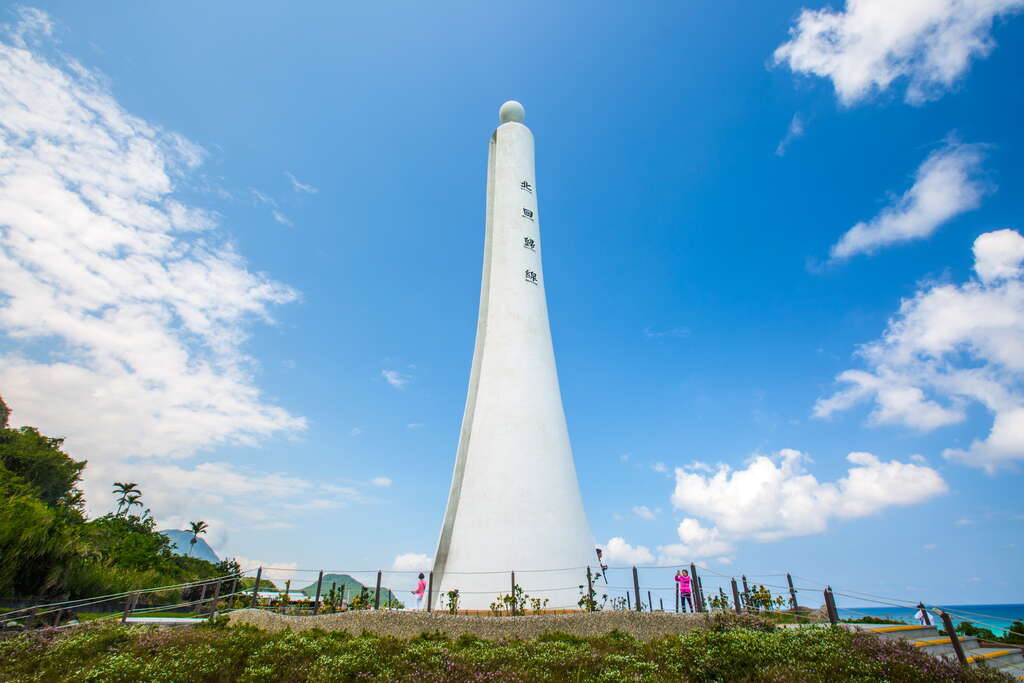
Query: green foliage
[[0, 622, 1014, 683], [0, 397, 227, 601], [444, 588, 460, 614]]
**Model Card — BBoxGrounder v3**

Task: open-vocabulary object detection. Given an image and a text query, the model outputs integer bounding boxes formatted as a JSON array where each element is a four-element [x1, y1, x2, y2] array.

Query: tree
[[188, 520, 208, 557], [112, 482, 140, 516]]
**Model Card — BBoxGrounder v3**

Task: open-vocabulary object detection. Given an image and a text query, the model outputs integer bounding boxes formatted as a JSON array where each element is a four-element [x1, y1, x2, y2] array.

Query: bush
[[0, 621, 1015, 682]]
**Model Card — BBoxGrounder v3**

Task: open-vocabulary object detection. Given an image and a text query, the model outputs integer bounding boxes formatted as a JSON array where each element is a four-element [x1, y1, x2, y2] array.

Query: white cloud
[[392, 553, 432, 571], [350, 427, 363, 436], [774, 0, 1024, 105], [382, 369, 412, 388], [631, 505, 656, 520], [775, 113, 805, 156], [652, 462, 668, 474], [816, 230, 1024, 470], [371, 476, 392, 487], [600, 537, 655, 565], [644, 326, 690, 340], [923, 543, 938, 550], [658, 519, 735, 562], [0, 12, 310, 526], [271, 210, 294, 228], [231, 557, 299, 585], [671, 448, 946, 544], [407, 423, 424, 429], [285, 171, 318, 194], [830, 140, 988, 259]]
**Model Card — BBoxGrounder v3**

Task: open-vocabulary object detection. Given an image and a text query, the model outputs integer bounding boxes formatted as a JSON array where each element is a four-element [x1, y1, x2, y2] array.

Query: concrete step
[[911, 635, 979, 656], [963, 646, 1024, 668], [855, 624, 939, 641], [996, 662, 1024, 679]]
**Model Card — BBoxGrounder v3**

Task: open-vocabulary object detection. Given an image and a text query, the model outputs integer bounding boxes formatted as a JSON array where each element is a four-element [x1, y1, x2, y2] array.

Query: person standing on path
[[412, 573, 426, 610], [676, 570, 694, 613]]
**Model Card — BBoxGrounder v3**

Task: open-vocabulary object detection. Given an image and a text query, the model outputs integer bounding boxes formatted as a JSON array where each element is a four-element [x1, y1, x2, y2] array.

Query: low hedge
[[0, 620, 1013, 682]]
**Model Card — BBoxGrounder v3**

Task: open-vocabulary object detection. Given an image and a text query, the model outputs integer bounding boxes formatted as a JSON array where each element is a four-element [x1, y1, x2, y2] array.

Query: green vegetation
[[0, 621, 1014, 682], [952, 620, 1024, 646], [0, 396, 234, 605]]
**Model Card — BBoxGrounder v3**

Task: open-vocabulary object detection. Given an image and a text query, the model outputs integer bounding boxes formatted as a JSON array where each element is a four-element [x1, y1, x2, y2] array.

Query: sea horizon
[[838, 603, 1024, 637]]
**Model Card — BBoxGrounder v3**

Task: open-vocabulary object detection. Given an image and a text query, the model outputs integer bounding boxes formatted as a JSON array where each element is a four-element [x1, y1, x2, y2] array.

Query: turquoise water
[[838, 604, 1024, 637]]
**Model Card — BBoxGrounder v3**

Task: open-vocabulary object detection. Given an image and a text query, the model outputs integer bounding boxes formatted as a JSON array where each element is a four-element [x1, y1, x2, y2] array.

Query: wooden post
[[374, 570, 382, 610], [917, 602, 931, 626], [632, 567, 641, 612], [659, 598, 664, 612], [586, 566, 594, 612], [689, 564, 703, 612], [940, 611, 967, 666], [823, 586, 838, 625], [675, 586, 679, 613], [339, 584, 346, 609], [426, 571, 433, 612], [313, 570, 324, 615], [699, 578, 707, 613], [742, 575, 750, 608], [731, 578, 741, 612], [787, 573, 798, 611], [626, 591, 631, 610], [510, 571, 516, 616], [121, 592, 138, 624], [208, 578, 222, 618], [250, 567, 263, 608], [198, 581, 208, 614]]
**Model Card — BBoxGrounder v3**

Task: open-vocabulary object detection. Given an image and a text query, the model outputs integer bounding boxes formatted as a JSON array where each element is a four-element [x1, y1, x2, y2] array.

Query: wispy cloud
[[285, 171, 318, 194], [382, 369, 412, 388], [407, 423, 424, 429], [632, 505, 657, 520], [370, 476, 392, 487], [250, 188, 294, 227], [829, 139, 988, 260], [0, 9, 307, 524], [775, 113, 805, 156], [774, 0, 1024, 105]]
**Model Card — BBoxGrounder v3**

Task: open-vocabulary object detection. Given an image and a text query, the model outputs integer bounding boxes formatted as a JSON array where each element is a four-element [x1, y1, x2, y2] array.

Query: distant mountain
[[159, 530, 220, 564], [300, 573, 401, 605]]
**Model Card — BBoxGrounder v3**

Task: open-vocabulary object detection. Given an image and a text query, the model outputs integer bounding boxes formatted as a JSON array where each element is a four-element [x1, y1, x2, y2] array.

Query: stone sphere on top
[[499, 100, 525, 124]]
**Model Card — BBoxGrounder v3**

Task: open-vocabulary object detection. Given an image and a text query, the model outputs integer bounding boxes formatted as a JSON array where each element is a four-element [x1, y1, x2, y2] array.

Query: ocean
[[838, 604, 1024, 637]]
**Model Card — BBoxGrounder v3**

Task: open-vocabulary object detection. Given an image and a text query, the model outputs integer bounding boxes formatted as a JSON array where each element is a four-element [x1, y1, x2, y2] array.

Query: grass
[[0, 619, 1015, 682]]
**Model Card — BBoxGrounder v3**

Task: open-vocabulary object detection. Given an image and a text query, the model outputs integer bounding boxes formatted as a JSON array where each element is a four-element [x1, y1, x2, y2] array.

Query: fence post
[[510, 571, 516, 616], [121, 592, 138, 624], [742, 575, 750, 608], [731, 578, 741, 612], [939, 611, 967, 666], [339, 584, 346, 609], [823, 586, 838, 625], [586, 566, 594, 612], [648, 591, 653, 611], [208, 578, 222, 618], [675, 586, 679, 613], [699, 578, 707, 613], [313, 570, 324, 615], [426, 571, 433, 612], [250, 567, 263, 608], [917, 602, 931, 626], [660, 598, 664, 612], [689, 564, 703, 612], [787, 573, 798, 611], [374, 570, 382, 610], [626, 591, 631, 610], [632, 567, 642, 612]]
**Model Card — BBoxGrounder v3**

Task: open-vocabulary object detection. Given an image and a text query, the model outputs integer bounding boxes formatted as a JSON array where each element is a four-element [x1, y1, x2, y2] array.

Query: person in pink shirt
[[412, 573, 426, 610], [675, 569, 693, 613]]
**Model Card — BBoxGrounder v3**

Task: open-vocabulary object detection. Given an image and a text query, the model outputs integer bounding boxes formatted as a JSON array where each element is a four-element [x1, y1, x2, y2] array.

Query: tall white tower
[[431, 101, 594, 610]]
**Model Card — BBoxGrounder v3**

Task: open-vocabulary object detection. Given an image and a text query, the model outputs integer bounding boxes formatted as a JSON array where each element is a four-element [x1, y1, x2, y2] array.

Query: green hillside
[[299, 573, 401, 604]]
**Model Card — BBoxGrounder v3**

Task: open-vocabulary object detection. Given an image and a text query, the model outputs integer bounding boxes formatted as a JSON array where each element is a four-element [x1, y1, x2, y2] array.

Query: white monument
[[431, 101, 595, 611]]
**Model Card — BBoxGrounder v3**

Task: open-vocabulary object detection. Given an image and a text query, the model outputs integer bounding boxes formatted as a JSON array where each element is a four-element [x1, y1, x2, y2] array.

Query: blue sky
[[1, 1, 1022, 606]]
